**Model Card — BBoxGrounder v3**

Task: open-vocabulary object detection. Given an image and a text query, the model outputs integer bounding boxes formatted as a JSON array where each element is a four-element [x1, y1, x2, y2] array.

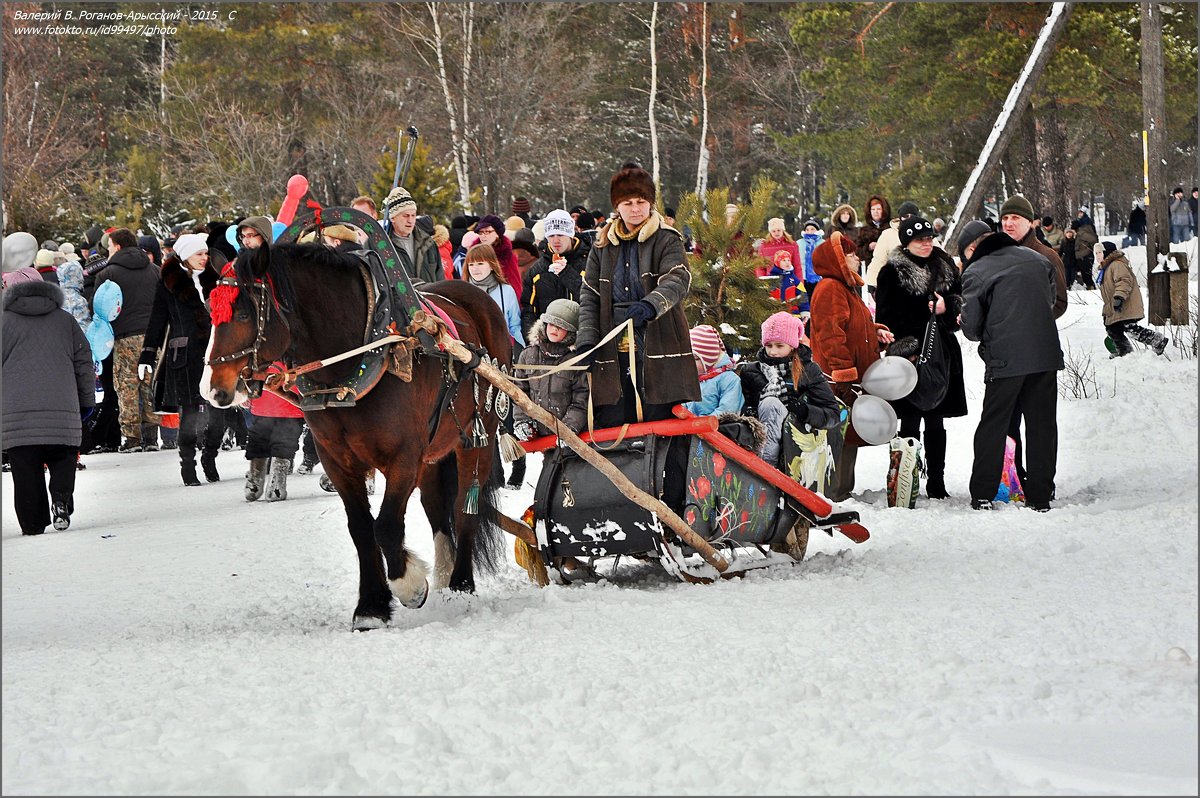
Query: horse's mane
[[232, 242, 361, 315]]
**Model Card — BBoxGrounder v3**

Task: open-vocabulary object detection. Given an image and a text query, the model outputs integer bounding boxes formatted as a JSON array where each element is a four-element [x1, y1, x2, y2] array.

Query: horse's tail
[[470, 445, 505, 576], [437, 450, 504, 576]]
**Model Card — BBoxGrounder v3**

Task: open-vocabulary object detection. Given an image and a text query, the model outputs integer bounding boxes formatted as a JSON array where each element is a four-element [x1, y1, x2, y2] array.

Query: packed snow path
[[4, 243, 1196, 795]]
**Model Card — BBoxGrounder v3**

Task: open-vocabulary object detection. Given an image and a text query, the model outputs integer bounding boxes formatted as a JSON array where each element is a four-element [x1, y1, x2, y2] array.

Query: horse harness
[[213, 208, 506, 449]]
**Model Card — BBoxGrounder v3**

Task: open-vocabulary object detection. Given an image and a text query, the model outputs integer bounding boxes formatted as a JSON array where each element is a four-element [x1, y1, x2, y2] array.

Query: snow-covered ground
[[4, 241, 1197, 795]]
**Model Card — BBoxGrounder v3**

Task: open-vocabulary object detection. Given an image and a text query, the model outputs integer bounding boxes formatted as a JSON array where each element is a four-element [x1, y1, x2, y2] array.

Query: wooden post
[[1169, 253, 1190, 324], [417, 312, 730, 574], [1142, 0, 1171, 324]]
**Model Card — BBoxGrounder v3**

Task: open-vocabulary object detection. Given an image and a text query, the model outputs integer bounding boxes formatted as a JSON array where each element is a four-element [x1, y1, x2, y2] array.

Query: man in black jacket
[[520, 209, 589, 340], [92, 227, 162, 452], [959, 228, 1064, 512]]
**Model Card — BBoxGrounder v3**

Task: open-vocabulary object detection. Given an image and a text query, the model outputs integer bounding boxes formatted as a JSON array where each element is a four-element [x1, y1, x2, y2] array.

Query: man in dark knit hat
[[999, 194, 1067, 319], [996, 194, 1068, 502], [959, 228, 1062, 512]]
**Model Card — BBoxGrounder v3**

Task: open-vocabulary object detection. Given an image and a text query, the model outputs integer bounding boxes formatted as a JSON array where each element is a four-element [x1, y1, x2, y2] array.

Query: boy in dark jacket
[[512, 299, 589, 443]]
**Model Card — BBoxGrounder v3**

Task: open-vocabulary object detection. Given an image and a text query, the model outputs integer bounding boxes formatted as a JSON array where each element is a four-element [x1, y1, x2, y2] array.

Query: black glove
[[81, 406, 96, 428], [625, 300, 657, 328], [787, 400, 810, 425], [1112, 296, 1124, 312], [740, 368, 767, 397]]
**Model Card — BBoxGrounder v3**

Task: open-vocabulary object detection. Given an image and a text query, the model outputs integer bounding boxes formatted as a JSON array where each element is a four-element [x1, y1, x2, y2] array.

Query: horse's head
[[201, 244, 293, 408]]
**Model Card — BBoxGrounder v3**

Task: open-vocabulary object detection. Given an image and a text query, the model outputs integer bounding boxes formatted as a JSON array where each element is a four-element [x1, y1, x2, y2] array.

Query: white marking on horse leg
[[352, 614, 388, 632], [199, 334, 216, 403], [390, 554, 430, 609], [432, 533, 456, 591]]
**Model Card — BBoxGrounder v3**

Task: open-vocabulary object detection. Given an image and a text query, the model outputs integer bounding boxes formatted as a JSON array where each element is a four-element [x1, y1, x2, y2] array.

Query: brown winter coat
[[809, 232, 888, 385], [577, 211, 700, 407], [1018, 228, 1068, 319], [1099, 251, 1144, 326]]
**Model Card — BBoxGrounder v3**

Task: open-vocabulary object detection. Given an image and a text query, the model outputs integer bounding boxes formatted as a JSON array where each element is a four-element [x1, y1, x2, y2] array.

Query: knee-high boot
[[265, 457, 290, 502], [179, 444, 201, 486], [245, 458, 269, 501], [923, 426, 948, 499]]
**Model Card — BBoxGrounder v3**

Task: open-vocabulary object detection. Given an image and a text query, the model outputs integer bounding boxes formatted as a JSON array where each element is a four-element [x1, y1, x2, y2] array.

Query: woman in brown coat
[[809, 231, 893, 501], [577, 162, 699, 427]]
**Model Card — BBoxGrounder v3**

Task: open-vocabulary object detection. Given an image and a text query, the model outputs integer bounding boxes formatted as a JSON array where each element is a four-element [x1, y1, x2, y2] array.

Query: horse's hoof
[[398, 579, 429, 610], [351, 614, 388, 631]]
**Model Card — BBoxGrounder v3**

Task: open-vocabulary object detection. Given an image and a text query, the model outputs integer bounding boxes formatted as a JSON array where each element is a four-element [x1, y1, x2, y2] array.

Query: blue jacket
[[479, 282, 525, 348], [683, 354, 743, 417], [770, 265, 809, 313], [801, 232, 824, 285]]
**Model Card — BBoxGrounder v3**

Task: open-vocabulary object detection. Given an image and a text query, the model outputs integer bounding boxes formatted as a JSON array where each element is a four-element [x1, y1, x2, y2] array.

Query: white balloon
[[860, 356, 918, 400], [851, 394, 898, 446]]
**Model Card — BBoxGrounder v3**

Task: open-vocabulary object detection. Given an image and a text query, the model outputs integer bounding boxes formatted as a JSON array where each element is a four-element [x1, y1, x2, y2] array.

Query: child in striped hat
[[682, 325, 742, 417]]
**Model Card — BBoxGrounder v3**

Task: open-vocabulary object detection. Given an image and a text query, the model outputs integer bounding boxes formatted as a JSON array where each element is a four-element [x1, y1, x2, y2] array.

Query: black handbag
[[906, 306, 949, 412]]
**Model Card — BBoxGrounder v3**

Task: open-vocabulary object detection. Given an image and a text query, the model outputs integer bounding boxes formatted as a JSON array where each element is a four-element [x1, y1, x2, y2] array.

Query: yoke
[[277, 207, 436, 410]]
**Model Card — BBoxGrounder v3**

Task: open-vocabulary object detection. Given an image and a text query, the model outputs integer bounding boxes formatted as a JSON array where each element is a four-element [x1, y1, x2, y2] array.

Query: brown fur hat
[[609, 161, 655, 208]]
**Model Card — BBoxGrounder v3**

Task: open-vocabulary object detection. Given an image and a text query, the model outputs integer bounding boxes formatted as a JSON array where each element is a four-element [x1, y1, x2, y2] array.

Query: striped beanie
[[689, 324, 725, 369]]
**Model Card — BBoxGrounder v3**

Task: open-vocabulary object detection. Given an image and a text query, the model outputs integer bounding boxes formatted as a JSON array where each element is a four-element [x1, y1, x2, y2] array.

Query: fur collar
[[1101, 251, 1127, 270], [965, 232, 1018, 266], [3, 278, 63, 312], [527, 318, 577, 351], [160, 257, 217, 304], [885, 247, 958, 297], [596, 211, 680, 249]]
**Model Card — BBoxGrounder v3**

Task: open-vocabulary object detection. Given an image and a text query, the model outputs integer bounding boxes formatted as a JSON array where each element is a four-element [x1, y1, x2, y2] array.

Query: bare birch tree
[[693, 2, 710, 199], [648, 1, 661, 191]]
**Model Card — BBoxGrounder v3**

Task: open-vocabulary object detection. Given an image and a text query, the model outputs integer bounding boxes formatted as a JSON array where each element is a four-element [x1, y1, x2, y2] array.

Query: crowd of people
[[3, 163, 1189, 537]]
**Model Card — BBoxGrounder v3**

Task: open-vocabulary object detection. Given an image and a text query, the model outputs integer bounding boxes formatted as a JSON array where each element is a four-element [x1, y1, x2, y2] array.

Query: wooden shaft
[[429, 327, 729, 573], [520, 416, 718, 454], [672, 406, 834, 518]]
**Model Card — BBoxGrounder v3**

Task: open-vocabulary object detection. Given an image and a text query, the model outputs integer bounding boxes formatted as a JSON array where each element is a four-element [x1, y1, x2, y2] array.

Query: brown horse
[[201, 241, 512, 630]]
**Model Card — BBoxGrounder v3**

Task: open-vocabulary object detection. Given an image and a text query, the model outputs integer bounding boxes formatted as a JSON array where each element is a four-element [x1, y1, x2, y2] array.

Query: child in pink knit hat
[[738, 311, 841, 467]]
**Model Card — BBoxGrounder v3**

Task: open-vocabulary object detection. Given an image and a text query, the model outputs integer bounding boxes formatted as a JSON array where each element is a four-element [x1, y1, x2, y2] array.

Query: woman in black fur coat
[[874, 218, 967, 500], [137, 233, 224, 486]]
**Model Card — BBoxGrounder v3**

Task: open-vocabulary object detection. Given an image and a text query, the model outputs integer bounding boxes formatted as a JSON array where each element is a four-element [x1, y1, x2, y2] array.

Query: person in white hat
[[136, 231, 224, 486], [519, 209, 588, 341]]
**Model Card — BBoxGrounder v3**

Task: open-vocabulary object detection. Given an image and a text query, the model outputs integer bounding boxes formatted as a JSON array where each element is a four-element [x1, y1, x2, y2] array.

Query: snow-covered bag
[[85, 280, 123, 371], [993, 435, 1025, 503], [887, 436, 922, 508]]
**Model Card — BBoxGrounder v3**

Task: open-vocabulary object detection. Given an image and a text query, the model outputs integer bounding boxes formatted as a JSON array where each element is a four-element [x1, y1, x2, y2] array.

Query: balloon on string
[[860, 356, 918, 401], [276, 174, 309, 226], [850, 394, 898, 446], [225, 225, 241, 253], [271, 221, 287, 242]]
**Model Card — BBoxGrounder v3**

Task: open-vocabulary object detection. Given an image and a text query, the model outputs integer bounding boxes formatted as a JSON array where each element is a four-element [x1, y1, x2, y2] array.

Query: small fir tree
[[677, 176, 783, 357]]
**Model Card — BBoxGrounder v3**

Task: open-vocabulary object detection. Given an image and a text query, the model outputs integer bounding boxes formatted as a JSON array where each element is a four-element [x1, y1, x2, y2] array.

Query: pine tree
[[677, 176, 782, 356]]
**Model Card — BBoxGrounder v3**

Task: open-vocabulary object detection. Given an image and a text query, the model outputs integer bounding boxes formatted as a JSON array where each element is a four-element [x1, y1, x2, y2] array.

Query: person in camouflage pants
[[114, 335, 159, 448]]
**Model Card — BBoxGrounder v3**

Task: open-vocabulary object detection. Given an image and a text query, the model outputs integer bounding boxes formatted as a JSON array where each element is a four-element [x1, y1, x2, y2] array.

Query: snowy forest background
[[3, 1, 1198, 242]]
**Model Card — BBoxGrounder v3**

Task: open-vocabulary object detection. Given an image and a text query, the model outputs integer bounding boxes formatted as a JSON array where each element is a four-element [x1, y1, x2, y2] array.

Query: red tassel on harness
[[209, 264, 239, 326]]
